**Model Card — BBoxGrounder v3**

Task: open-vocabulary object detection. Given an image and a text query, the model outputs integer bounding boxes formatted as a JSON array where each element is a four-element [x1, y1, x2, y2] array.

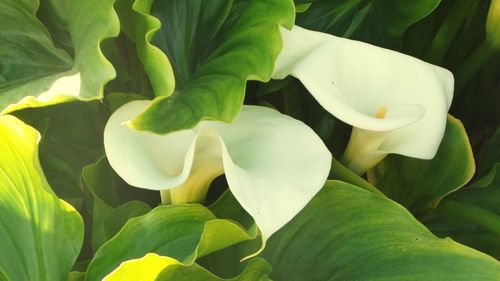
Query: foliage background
[[0, 0, 499, 280]]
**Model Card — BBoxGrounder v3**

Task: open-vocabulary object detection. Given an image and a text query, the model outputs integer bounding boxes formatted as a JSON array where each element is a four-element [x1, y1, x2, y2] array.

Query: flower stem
[[426, 0, 477, 64], [160, 190, 171, 204], [340, 128, 387, 175], [455, 40, 498, 93], [165, 165, 223, 204], [167, 178, 214, 204], [437, 199, 500, 236]]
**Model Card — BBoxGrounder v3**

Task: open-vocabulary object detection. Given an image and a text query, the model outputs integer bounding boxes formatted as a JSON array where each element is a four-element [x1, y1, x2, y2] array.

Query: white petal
[[105, 101, 225, 202], [203, 106, 332, 241], [167, 129, 224, 203], [105, 101, 332, 240], [274, 25, 453, 159], [104, 100, 197, 190]]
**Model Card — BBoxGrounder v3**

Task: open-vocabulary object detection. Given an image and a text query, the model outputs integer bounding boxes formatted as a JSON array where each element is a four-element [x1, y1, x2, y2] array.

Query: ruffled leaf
[[0, 0, 119, 112], [118, 0, 295, 134]]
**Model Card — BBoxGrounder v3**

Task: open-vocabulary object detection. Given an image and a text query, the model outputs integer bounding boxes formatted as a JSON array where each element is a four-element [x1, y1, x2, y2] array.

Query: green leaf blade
[[0, 115, 83, 281], [0, 0, 120, 112], [427, 163, 500, 259], [103, 253, 271, 281], [86, 204, 256, 281], [368, 115, 475, 215], [263, 181, 500, 281], [0, 0, 72, 84], [126, 0, 295, 134], [296, 0, 441, 48]]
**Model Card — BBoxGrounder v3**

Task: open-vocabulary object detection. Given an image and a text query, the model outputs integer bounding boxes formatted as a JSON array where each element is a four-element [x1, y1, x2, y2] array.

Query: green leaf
[[426, 163, 500, 259], [86, 204, 256, 281], [367, 115, 475, 215], [295, 0, 362, 36], [0, 0, 119, 112], [477, 127, 500, 178], [13, 102, 112, 261], [329, 157, 383, 195], [209, 190, 254, 231], [91, 201, 152, 253], [0, 115, 83, 281], [13, 101, 108, 212], [263, 180, 500, 281], [296, 0, 441, 48], [196, 191, 262, 278], [0, 1, 71, 85], [104, 92, 150, 113], [82, 157, 155, 252], [82, 156, 159, 208], [120, 0, 295, 134], [103, 253, 271, 281], [68, 272, 86, 281], [113, 0, 175, 98]]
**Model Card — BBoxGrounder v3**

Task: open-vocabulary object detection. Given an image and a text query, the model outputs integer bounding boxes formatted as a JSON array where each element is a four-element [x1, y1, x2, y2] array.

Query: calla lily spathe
[[104, 100, 331, 242], [273, 25, 454, 175]]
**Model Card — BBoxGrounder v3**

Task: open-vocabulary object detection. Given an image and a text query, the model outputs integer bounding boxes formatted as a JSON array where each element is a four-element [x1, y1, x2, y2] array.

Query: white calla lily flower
[[104, 100, 331, 242], [273, 25, 454, 175]]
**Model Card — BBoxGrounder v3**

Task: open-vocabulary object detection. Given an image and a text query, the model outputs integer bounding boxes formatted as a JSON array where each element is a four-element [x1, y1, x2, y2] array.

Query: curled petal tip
[[274, 25, 453, 172]]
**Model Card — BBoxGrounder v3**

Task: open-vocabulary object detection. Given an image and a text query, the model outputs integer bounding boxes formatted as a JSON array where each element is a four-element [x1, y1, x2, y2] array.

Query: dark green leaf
[[296, 0, 441, 48], [426, 163, 500, 259], [82, 157, 157, 251], [263, 180, 500, 280], [13, 101, 108, 211], [477, 127, 500, 178], [118, 0, 295, 134]]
